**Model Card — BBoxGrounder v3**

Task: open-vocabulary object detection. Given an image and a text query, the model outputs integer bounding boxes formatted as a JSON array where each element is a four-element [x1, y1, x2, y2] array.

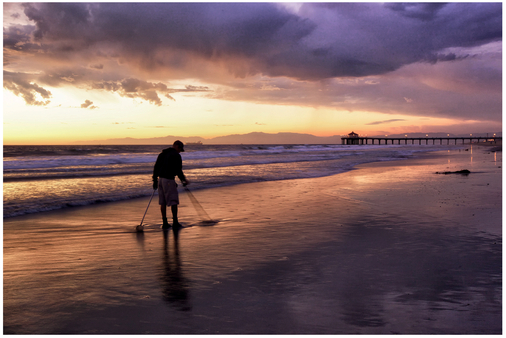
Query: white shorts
[[158, 178, 179, 206]]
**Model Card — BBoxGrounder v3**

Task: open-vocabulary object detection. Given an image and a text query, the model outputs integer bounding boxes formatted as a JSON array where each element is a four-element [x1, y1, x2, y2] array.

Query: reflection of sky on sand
[[180, 148, 501, 333], [280, 215, 501, 333], [3, 147, 501, 334]]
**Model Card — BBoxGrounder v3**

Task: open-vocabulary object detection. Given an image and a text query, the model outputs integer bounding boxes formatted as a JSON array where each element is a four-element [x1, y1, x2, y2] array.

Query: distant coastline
[[70, 131, 503, 146]]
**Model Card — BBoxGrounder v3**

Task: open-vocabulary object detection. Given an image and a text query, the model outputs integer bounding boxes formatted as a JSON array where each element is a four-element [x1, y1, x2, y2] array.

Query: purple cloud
[[9, 3, 500, 80], [2, 2, 502, 124], [367, 119, 407, 126]]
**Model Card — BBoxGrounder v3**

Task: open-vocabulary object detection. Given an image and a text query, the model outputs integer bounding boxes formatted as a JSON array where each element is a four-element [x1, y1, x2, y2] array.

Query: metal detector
[[136, 189, 156, 232]]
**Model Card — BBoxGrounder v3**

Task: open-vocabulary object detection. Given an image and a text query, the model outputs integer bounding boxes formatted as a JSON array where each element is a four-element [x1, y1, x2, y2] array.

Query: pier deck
[[341, 136, 502, 145]]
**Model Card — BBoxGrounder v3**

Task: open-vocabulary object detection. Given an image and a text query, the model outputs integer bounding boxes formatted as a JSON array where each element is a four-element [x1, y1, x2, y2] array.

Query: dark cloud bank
[[3, 2, 502, 123], [8, 3, 501, 77]]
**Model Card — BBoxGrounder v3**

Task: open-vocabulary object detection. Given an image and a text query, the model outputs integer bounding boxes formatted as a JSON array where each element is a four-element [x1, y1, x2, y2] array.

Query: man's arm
[[175, 154, 188, 185], [152, 153, 162, 189]]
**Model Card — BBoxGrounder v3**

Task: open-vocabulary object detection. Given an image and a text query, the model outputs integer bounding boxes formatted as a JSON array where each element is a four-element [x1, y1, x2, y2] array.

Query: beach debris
[[200, 220, 219, 226], [435, 169, 471, 176]]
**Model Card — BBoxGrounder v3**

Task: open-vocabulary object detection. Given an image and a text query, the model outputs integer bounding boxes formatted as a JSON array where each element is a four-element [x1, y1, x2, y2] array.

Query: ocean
[[3, 143, 460, 218]]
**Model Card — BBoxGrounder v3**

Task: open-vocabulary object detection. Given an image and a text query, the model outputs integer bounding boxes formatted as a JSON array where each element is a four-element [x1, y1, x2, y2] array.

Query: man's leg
[[171, 205, 180, 226], [161, 205, 170, 228], [159, 179, 171, 228]]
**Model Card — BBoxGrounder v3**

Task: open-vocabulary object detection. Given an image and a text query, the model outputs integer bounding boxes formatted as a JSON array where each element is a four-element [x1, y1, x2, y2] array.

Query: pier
[[341, 132, 501, 145]]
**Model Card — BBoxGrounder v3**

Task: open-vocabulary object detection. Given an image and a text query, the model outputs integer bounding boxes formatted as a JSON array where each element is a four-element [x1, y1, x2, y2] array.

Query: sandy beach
[[3, 145, 501, 334]]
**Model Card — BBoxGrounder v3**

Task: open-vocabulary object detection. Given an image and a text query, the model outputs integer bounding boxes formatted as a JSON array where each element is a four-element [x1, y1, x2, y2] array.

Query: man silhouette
[[152, 140, 189, 228]]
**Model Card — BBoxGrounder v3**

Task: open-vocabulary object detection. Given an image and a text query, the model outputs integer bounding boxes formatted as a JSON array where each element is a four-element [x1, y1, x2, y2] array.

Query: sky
[[3, 2, 503, 145]]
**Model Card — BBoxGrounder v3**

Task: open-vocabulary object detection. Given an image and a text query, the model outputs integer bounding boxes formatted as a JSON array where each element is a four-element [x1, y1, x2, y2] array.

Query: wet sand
[[3, 146, 502, 334]]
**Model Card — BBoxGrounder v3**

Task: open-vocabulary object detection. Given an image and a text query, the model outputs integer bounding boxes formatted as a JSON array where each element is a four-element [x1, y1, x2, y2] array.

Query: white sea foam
[[3, 144, 460, 217]]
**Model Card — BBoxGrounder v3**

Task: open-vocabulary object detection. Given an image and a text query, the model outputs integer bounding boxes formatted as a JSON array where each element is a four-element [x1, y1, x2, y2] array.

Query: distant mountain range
[[73, 132, 341, 145], [73, 131, 502, 145]]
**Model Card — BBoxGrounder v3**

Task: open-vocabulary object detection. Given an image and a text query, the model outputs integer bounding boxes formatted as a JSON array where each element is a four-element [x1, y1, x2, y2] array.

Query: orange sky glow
[[3, 3, 502, 145]]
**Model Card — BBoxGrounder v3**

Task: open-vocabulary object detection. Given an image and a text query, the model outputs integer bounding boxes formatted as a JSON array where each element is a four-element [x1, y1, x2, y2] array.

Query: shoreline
[[4, 143, 492, 220], [4, 146, 501, 334]]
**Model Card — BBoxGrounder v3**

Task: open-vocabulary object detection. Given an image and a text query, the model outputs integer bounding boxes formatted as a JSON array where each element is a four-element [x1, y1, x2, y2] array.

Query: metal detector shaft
[[139, 189, 156, 226]]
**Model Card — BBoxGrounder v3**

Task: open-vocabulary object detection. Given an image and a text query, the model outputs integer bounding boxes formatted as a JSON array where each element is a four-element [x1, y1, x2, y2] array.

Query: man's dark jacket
[[153, 147, 186, 181]]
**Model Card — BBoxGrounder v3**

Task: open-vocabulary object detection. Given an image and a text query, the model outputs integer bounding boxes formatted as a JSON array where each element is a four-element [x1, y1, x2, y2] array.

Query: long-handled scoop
[[136, 190, 156, 232]]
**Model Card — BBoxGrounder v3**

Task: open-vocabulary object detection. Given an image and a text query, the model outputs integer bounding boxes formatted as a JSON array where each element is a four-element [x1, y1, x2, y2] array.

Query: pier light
[[426, 134, 428, 137], [405, 134, 407, 138]]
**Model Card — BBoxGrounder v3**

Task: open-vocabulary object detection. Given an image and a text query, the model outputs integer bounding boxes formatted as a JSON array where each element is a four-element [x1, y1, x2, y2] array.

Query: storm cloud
[[2, 2, 502, 123], [8, 3, 501, 79]]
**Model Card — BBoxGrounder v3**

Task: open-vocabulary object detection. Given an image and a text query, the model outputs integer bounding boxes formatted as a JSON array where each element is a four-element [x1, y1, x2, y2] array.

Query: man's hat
[[173, 140, 185, 152]]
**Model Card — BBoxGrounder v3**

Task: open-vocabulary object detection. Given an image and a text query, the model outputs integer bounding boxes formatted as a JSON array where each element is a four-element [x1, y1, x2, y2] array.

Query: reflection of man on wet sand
[[160, 227, 191, 311]]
